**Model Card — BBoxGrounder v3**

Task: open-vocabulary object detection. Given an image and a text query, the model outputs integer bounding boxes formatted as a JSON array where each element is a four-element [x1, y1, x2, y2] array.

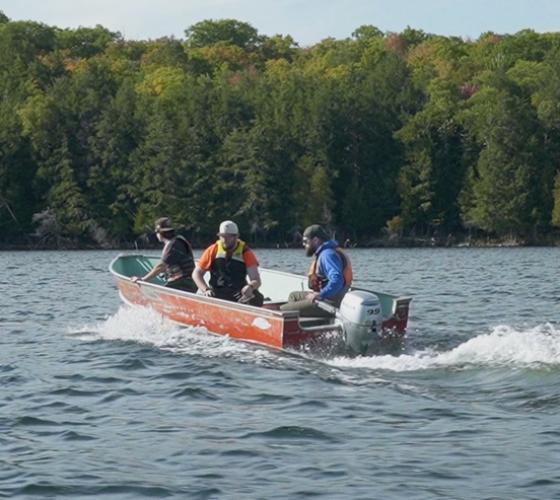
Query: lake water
[[1, 248, 560, 498]]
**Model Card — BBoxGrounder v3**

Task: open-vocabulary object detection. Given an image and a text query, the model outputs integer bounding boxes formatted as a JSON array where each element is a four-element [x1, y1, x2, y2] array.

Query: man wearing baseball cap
[[192, 220, 263, 306]]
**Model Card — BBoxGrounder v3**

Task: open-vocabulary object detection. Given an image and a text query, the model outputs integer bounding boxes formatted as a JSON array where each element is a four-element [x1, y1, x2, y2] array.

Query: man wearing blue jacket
[[280, 224, 353, 317]]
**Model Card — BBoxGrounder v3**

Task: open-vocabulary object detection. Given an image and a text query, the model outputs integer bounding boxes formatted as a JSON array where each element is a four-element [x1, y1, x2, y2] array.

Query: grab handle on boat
[[316, 300, 337, 315]]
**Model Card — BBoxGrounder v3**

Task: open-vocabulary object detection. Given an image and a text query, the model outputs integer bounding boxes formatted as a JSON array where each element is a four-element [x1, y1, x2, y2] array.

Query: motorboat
[[109, 254, 412, 354]]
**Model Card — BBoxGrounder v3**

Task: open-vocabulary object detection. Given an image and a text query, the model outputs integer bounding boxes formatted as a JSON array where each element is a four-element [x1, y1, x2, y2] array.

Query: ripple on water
[[149, 370, 193, 381], [250, 393, 293, 404], [284, 399, 328, 410], [97, 388, 142, 403], [25, 400, 88, 413], [539, 430, 560, 438], [219, 448, 260, 458], [108, 357, 154, 371], [14, 416, 60, 427], [59, 430, 97, 441], [14, 483, 181, 498], [0, 374, 26, 385], [515, 394, 560, 412], [49, 387, 108, 398], [3, 249, 560, 499], [241, 426, 340, 443], [172, 386, 218, 400], [521, 478, 559, 488]]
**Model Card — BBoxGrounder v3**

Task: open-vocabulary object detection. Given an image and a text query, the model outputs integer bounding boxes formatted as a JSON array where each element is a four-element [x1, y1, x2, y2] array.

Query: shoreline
[[2, 236, 560, 251]]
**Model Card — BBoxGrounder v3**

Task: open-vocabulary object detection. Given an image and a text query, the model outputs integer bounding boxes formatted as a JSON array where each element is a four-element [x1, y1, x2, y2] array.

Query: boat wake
[[68, 305, 278, 363], [70, 308, 560, 373], [329, 323, 560, 372]]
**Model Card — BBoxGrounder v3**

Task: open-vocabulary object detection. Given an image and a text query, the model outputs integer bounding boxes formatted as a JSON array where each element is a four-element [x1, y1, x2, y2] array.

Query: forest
[[2, 11, 560, 248]]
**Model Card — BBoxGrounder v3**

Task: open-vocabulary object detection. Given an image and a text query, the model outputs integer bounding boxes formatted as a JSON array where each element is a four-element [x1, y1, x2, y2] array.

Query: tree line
[[2, 12, 560, 248]]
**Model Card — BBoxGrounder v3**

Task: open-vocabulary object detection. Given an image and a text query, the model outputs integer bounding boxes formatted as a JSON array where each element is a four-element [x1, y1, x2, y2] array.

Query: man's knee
[[288, 291, 308, 302]]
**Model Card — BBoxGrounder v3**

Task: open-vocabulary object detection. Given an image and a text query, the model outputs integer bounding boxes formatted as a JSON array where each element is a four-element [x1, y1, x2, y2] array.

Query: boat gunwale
[[109, 254, 299, 320], [261, 264, 413, 307], [109, 253, 411, 322]]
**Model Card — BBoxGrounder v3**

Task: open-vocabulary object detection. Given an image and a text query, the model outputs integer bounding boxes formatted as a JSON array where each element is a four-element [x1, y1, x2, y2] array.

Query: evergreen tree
[[459, 72, 544, 237]]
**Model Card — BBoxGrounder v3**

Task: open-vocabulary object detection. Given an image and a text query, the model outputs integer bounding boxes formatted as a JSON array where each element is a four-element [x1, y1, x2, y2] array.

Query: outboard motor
[[338, 290, 384, 355]]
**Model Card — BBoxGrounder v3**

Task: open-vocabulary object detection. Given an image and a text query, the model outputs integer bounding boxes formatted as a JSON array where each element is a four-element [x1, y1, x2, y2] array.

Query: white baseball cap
[[218, 220, 239, 235]]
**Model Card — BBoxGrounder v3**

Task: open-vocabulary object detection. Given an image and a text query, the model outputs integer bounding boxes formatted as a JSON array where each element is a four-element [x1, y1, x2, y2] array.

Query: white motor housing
[[338, 290, 383, 354]]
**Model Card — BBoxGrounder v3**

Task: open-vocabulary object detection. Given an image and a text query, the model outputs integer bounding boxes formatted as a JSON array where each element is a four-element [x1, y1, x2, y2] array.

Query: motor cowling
[[338, 290, 383, 354]]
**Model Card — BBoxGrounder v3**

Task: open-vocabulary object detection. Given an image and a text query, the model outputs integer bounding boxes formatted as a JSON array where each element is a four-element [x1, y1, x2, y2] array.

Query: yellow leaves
[[324, 65, 351, 81], [408, 38, 471, 87], [385, 215, 404, 237], [63, 57, 85, 72], [384, 34, 406, 56], [18, 92, 55, 137], [136, 66, 187, 100], [264, 58, 291, 78], [407, 42, 437, 67], [191, 43, 256, 72]]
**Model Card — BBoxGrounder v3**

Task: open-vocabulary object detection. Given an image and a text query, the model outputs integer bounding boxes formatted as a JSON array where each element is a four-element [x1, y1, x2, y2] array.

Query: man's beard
[[305, 245, 315, 257]]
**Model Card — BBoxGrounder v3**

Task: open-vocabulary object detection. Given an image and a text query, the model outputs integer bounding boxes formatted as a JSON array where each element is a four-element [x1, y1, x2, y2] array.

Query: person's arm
[[132, 260, 166, 283], [317, 252, 345, 300], [238, 265, 261, 303], [192, 266, 213, 295], [191, 246, 216, 296], [238, 249, 262, 301], [245, 266, 261, 289], [242, 248, 261, 289]]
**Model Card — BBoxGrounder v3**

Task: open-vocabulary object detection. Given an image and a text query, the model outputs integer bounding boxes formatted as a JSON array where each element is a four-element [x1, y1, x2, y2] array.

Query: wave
[[329, 323, 560, 371], [67, 305, 277, 362], [69, 308, 560, 373]]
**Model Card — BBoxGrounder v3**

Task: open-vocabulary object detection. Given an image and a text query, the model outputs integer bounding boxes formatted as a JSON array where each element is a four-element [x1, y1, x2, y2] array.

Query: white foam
[[70, 309, 560, 372], [329, 323, 560, 372], [68, 305, 276, 362]]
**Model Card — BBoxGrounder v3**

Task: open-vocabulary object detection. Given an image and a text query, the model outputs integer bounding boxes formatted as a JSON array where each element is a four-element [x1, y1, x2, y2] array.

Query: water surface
[[1, 248, 560, 498]]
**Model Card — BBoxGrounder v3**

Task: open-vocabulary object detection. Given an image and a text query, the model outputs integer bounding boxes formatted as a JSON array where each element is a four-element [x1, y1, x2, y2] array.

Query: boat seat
[[261, 301, 286, 310], [298, 316, 334, 328]]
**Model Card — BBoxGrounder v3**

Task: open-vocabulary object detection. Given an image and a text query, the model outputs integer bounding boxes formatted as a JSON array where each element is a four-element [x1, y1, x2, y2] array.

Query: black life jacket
[[209, 239, 249, 291], [166, 235, 195, 282]]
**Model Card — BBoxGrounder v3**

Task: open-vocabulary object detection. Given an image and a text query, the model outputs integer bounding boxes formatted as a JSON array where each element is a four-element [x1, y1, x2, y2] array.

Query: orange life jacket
[[308, 247, 353, 292]]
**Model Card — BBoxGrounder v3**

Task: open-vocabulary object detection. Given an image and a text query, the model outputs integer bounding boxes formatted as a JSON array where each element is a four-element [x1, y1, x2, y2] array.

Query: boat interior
[[111, 254, 396, 329]]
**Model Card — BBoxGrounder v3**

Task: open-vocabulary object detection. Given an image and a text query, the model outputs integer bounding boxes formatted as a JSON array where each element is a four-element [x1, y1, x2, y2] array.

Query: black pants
[[166, 278, 197, 293], [214, 287, 264, 307]]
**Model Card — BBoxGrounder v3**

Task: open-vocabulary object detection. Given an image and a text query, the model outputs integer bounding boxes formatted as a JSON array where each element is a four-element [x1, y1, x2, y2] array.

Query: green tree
[[87, 79, 141, 242], [552, 172, 560, 227], [352, 25, 383, 42], [325, 45, 413, 235], [55, 25, 120, 58], [258, 34, 298, 63], [185, 19, 260, 49], [459, 73, 544, 236], [396, 79, 468, 234], [141, 37, 189, 69], [0, 99, 37, 241]]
